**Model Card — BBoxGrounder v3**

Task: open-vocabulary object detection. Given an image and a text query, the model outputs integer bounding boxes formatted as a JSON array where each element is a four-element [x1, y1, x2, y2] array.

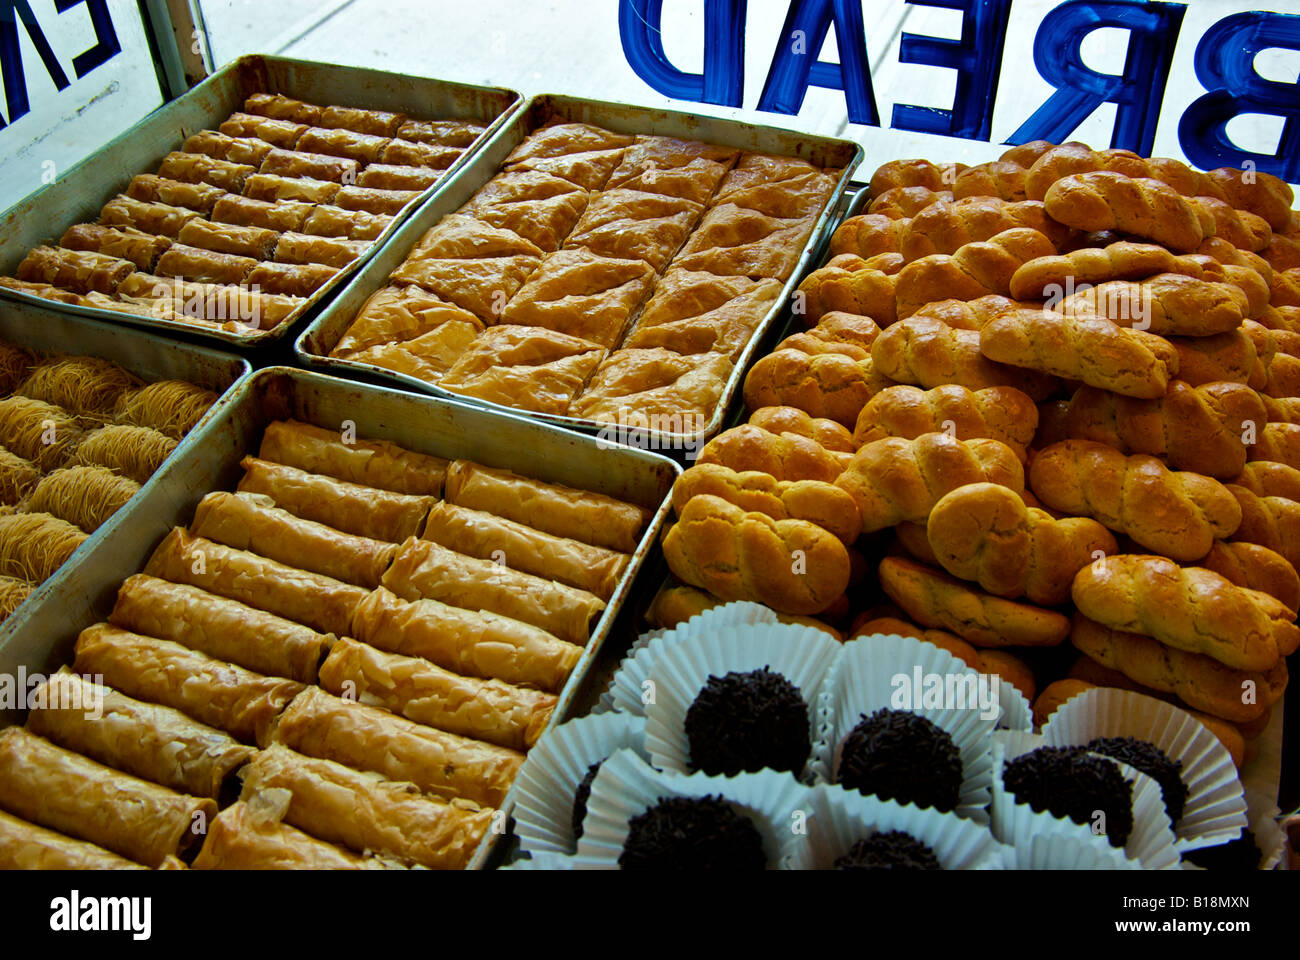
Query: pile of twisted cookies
[[661, 141, 1300, 768]]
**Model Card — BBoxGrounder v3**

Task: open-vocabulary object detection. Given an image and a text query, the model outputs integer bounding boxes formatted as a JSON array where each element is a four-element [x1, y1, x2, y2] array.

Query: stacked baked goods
[[0, 94, 486, 335], [663, 141, 1300, 799], [326, 116, 841, 429], [0, 339, 217, 625], [0, 418, 650, 869]]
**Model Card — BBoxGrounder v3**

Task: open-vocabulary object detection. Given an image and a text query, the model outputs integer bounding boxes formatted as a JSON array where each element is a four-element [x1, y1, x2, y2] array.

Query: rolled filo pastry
[[109, 573, 332, 683], [0, 808, 146, 870], [240, 744, 493, 870], [258, 419, 447, 495], [191, 491, 397, 587], [270, 687, 522, 808], [318, 637, 556, 751], [25, 667, 255, 798], [73, 623, 304, 745], [353, 586, 581, 692], [444, 459, 650, 552], [0, 727, 216, 868], [382, 537, 604, 645], [237, 457, 433, 542], [143, 528, 367, 636], [192, 797, 401, 870], [422, 500, 629, 599]]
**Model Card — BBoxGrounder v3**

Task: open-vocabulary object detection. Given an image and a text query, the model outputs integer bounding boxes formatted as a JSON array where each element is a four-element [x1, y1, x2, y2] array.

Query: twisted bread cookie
[[879, 556, 1070, 647], [1259, 304, 1300, 333], [835, 432, 1023, 532], [672, 463, 862, 544], [1263, 234, 1300, 272], [1029, 440, 1241, 561], [1206, 167, 1295, 232], [853, 383, 1038, 458], [743, 311, 891, 427], [1070, 613, 1286, 724], [749, 406, 854, 453], [867, 186, 952, 220], [872, 315, 1056, 399], [797, 254, 897, 325], [1072, 554, 1297, 670], [1235, 460, 1300, 502], [1197, 238, 1275, 284], [1169, 330, 1259, 388], [1056, 273, 1246, 336], [1202, 540, 1300, 614], [1009, 242, 1178, 300], [663, 494, 850, 616], [1227, 484, 1300, 569], [908, 294, 1021, 331], [895, 227, 1056, 317], [1195, 197, 1272, 252], [697, 424, 848, 483], [1271, 268, 1300, 308], [951, 160, 1028, 202], [869, 159, 965, 196], [927, 482, 1117, 605], [979, 306, 1179, 399], [1263, 396, 1300, 424], [1024, 145, 1213, 199], [1248, 422, 1300, 470], [1043, 172, 1210, 252], [899, 198, 1070, 261], [828, 215, 905, 259], [1063, 380, 1266, 480]]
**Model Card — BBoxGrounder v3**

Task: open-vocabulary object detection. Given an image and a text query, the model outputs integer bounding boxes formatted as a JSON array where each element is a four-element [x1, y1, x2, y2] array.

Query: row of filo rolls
[[0, 340, 217, 621], [0, 419, 651, 869]]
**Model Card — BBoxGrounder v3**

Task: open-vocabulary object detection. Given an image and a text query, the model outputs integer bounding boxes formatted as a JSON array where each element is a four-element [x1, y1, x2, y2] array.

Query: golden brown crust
[[853, 383, 1038, 458], [926, 481, 1117, 605], [662, 494, 850, 615], [878, 555, 1071, 647], [1029, 440, 1241, 561], [835, 433, 1024, 533]]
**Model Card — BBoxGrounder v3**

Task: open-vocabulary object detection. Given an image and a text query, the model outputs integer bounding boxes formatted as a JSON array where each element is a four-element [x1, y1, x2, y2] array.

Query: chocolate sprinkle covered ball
[[833, 831, 943, 871], [1003, 746, 1134, 847], [1181, 829, 1263, 871], [571, 761, 602, 840], [1087, 736, 1188, 823], [619, 795, 766, 870], [684, 666, 811, 776], [837, 710, 963, 812]]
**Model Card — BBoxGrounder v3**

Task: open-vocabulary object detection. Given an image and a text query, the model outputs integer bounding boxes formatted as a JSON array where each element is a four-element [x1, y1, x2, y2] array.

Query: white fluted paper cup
[[996, 681, 1033, 733], [785, 783, 1001, 870], [990, 733, 1180, 869], [1042, 687, 1246, 852], [814, 633, 998, 822], [597, 601, 782, 715], [1181, 788, 1288, 871], [512, 713, 649, 855], [643, 623, 842, 779], [575, 748, 811, 869], [991, 832, 1143, 870]]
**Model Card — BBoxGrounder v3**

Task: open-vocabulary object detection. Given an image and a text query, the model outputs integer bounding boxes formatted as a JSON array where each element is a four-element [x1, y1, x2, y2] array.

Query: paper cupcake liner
[[597, 601, 781, 715], [996, 681, 1034, 733], [1180, 788, 1289, 871], [815, 634, 998, 822], [990, 733, 1181, 869], [511, 713, 649, 855], [643, 623, 842, 780], [785, 783, 1001, 870], [500, 851, 613, 870], [990, 831, 1144, 870], [1042, 687, 1246, 852], [575, 748, 811, 870]]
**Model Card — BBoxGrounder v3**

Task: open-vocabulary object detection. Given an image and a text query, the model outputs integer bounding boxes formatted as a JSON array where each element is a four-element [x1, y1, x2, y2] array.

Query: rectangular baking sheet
[[0, 55, 521, 349], [294, 92, 863, 454], [0, 364, 680, 869], [0, 299, 251, 649]]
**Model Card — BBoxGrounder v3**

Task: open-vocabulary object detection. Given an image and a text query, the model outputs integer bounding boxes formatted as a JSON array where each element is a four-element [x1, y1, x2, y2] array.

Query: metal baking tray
[[0, 55, 522, 349], [0, 365, 679, 870], [295, 93, 863, 455], [0, 299, 251, 648]]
